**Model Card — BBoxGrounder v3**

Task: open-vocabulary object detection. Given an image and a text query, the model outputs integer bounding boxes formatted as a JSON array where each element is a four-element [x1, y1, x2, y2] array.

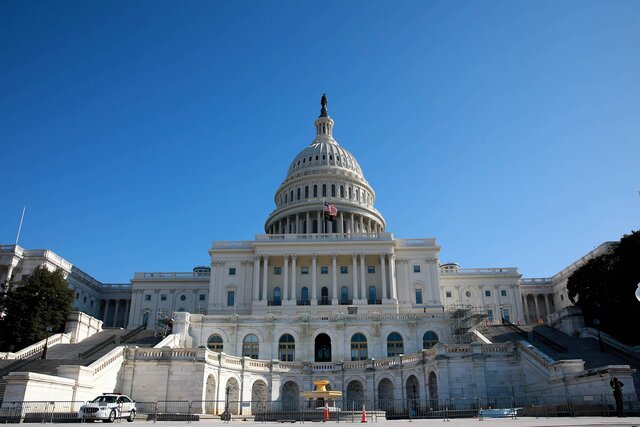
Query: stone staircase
[[0, 327, 161, 401], [482, 324, 640, 397]]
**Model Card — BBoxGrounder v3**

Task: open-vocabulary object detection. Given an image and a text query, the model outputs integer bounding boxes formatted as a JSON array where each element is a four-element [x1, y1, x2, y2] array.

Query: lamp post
[[41, 324, 53, 359], [593, 318, 604, 352], [635, 283, 640, 302], [221, 385, 231, 421]]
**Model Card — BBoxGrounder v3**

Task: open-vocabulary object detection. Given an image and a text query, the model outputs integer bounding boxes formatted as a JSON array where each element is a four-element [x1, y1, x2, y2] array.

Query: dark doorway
[[315, 333, 332, 362]]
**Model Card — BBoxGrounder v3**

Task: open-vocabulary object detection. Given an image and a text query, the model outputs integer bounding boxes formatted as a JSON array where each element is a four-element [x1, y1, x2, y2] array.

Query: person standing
[[609, 377, 624, 417]]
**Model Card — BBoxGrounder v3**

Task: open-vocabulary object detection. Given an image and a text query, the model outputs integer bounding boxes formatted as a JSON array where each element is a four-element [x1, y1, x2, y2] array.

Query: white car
[[79, 393, 136, 423]]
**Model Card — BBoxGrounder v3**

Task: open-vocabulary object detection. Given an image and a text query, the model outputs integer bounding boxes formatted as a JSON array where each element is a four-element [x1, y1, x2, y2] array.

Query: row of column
[[267, 210, 383, 235], [252, 253, 397, 305], [101, 298, 131, 328], [522, 293, 553, 324]]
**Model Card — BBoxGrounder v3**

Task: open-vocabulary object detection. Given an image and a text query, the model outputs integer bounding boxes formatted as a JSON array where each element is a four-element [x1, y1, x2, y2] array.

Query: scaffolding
[[446, 304, 488, 344]]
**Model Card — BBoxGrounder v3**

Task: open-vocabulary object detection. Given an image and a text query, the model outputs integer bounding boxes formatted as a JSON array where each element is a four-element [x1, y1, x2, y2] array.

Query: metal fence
[[0, 394, 637, 423]]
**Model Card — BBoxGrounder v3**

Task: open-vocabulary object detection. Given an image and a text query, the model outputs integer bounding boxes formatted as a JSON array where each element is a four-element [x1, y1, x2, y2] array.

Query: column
[[306, 212, 311, 234], [389, 254, 397, 301], [291, 256, 297, 303], [262, 255, 269, 304], [114, 300, 120, 327], [352, 254, 358, 301], [339, 212, 344, 234], [296, 214, 300, 234], [380, 254, 387, 301], [317, 211, 322, 234], [103, 300, 111, 324], [360, 255, 366, 303], [533, 295, 540, 323], [311, 255, 317, 304], [283, 256, 289, 302], [523, 294, 530, 324], [253, 257, 260, 302], [332, 255, 338, 304], [359, 215, 364, 233], [350, 212, 355, 233], [544, 294, 551, 320]]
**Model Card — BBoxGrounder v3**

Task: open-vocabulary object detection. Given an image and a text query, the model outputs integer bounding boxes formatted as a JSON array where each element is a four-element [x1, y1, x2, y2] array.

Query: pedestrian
[[609, 377, 624, 417]]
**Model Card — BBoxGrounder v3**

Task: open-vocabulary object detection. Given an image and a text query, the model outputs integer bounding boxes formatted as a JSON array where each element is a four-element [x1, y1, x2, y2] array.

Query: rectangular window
[[227, 291, 235, 306], [161, 294, 167, 301], [445, 291, 452, 298], [274, 267, 281, 275], [229, 268, 236, 276], [199, 294, 206, 301], [501, 290, 507, 297], [301, 266, 309, 275], [321, 266, 328, 274], [368, 266, 375, 274], [340, 266, 348, 274], [415, 289, 423, 304], [484, 290, 491, 297], [413, 265, 421, 273], [145, 294, 151, 301], [487, 309, 494, 322]]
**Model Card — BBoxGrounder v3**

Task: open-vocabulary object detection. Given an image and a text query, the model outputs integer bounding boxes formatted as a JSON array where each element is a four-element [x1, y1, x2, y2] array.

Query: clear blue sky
[[2, 1, 639, 283]]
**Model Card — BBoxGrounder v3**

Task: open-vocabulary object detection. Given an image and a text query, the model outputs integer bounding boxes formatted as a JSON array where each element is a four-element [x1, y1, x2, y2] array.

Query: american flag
[[323, 201, 338, 217]]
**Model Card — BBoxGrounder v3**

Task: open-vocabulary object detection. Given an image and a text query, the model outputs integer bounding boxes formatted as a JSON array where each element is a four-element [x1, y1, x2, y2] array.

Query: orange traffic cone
[[323, 403, 329, 422], [360, 403, 367, 423]]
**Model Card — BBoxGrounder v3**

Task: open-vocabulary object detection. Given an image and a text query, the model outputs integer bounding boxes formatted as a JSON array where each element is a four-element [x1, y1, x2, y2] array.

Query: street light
[[593, 318, 604, 352], [635, 283, 640, 302], [41, 324, 53, 359]]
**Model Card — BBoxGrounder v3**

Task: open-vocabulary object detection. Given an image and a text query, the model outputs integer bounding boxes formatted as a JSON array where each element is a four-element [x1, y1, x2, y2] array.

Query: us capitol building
[[0, 96, 633, 409]]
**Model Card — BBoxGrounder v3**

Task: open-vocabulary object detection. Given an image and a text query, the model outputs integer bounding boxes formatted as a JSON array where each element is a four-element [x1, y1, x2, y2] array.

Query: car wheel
[[105, 410, 116, 423], [127, 410, 136, 422], [86, 420, 95, 423]]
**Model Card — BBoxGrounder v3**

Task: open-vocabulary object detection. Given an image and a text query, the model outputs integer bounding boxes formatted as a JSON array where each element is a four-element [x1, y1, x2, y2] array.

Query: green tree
[[0, 266, 74, 351], [567, 230, 640, 344]]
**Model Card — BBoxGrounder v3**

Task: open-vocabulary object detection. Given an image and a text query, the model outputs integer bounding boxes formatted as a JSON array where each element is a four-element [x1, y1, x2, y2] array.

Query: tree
[[0, 266, 74, 351], [567, 230, 640, 344]]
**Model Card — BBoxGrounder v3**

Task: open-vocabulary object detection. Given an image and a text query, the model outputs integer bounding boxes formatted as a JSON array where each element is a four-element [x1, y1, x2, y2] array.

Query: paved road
[[73, 417, 640, 426]]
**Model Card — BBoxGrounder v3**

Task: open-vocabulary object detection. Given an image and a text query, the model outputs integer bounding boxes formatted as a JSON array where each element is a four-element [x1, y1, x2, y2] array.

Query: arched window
[[341, 286, 349, 304], [290, 190, 293, 202], [301, 287, 309, 305], [313, 185, 318, 197], [387, 332, 404, 357], [350, 333, 368, 361], [279, 334, 295, 361], [322, 184, 327, 197], [285, 193, 288, 203], [423, 331, 439, 349], [320, 287, 329, 305], [297, 188, 301, 200], [331, 184, 336, 197], [340, 185, 344, 198], [243, 334, 259, 359], [207, 334, 224, 352], [305, 186, 309, 198], [348, 187, 352, 199], [415, 289, 423, 304], [356, 189, 360, 201], [273, 287, 281, 306], [368, 286, 377, 304]]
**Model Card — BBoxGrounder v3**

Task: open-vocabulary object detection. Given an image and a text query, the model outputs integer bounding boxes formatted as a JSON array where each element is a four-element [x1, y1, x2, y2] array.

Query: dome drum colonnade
[[249, 96, 402, 308]]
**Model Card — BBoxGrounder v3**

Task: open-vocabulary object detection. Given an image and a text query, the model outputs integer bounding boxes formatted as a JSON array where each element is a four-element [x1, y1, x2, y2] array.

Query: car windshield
[[92, 396, 118, 403]]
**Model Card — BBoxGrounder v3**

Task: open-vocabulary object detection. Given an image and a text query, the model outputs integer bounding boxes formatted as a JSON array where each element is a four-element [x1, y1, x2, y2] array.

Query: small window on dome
[[323, 154, 326, 160], [315, 155, 318, 160], [337, 155, 340, 162], [313, 185, 318, 197], [322, 184, 327, 197], [303, 158, 305, 163], [309, 156, 312, 161], [297, 161, 300, 166], [305, 186, 309, 198], [330, 155, 333, 160], [340, 186, 344, 198]]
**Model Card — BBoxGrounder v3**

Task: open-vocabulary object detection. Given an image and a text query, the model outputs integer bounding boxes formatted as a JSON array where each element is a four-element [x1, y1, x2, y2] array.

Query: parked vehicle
[[78, 393, 136, 423]]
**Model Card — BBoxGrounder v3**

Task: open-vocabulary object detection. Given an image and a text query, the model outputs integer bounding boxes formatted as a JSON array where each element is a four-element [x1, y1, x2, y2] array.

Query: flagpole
[[15, 206, 26, 246]]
